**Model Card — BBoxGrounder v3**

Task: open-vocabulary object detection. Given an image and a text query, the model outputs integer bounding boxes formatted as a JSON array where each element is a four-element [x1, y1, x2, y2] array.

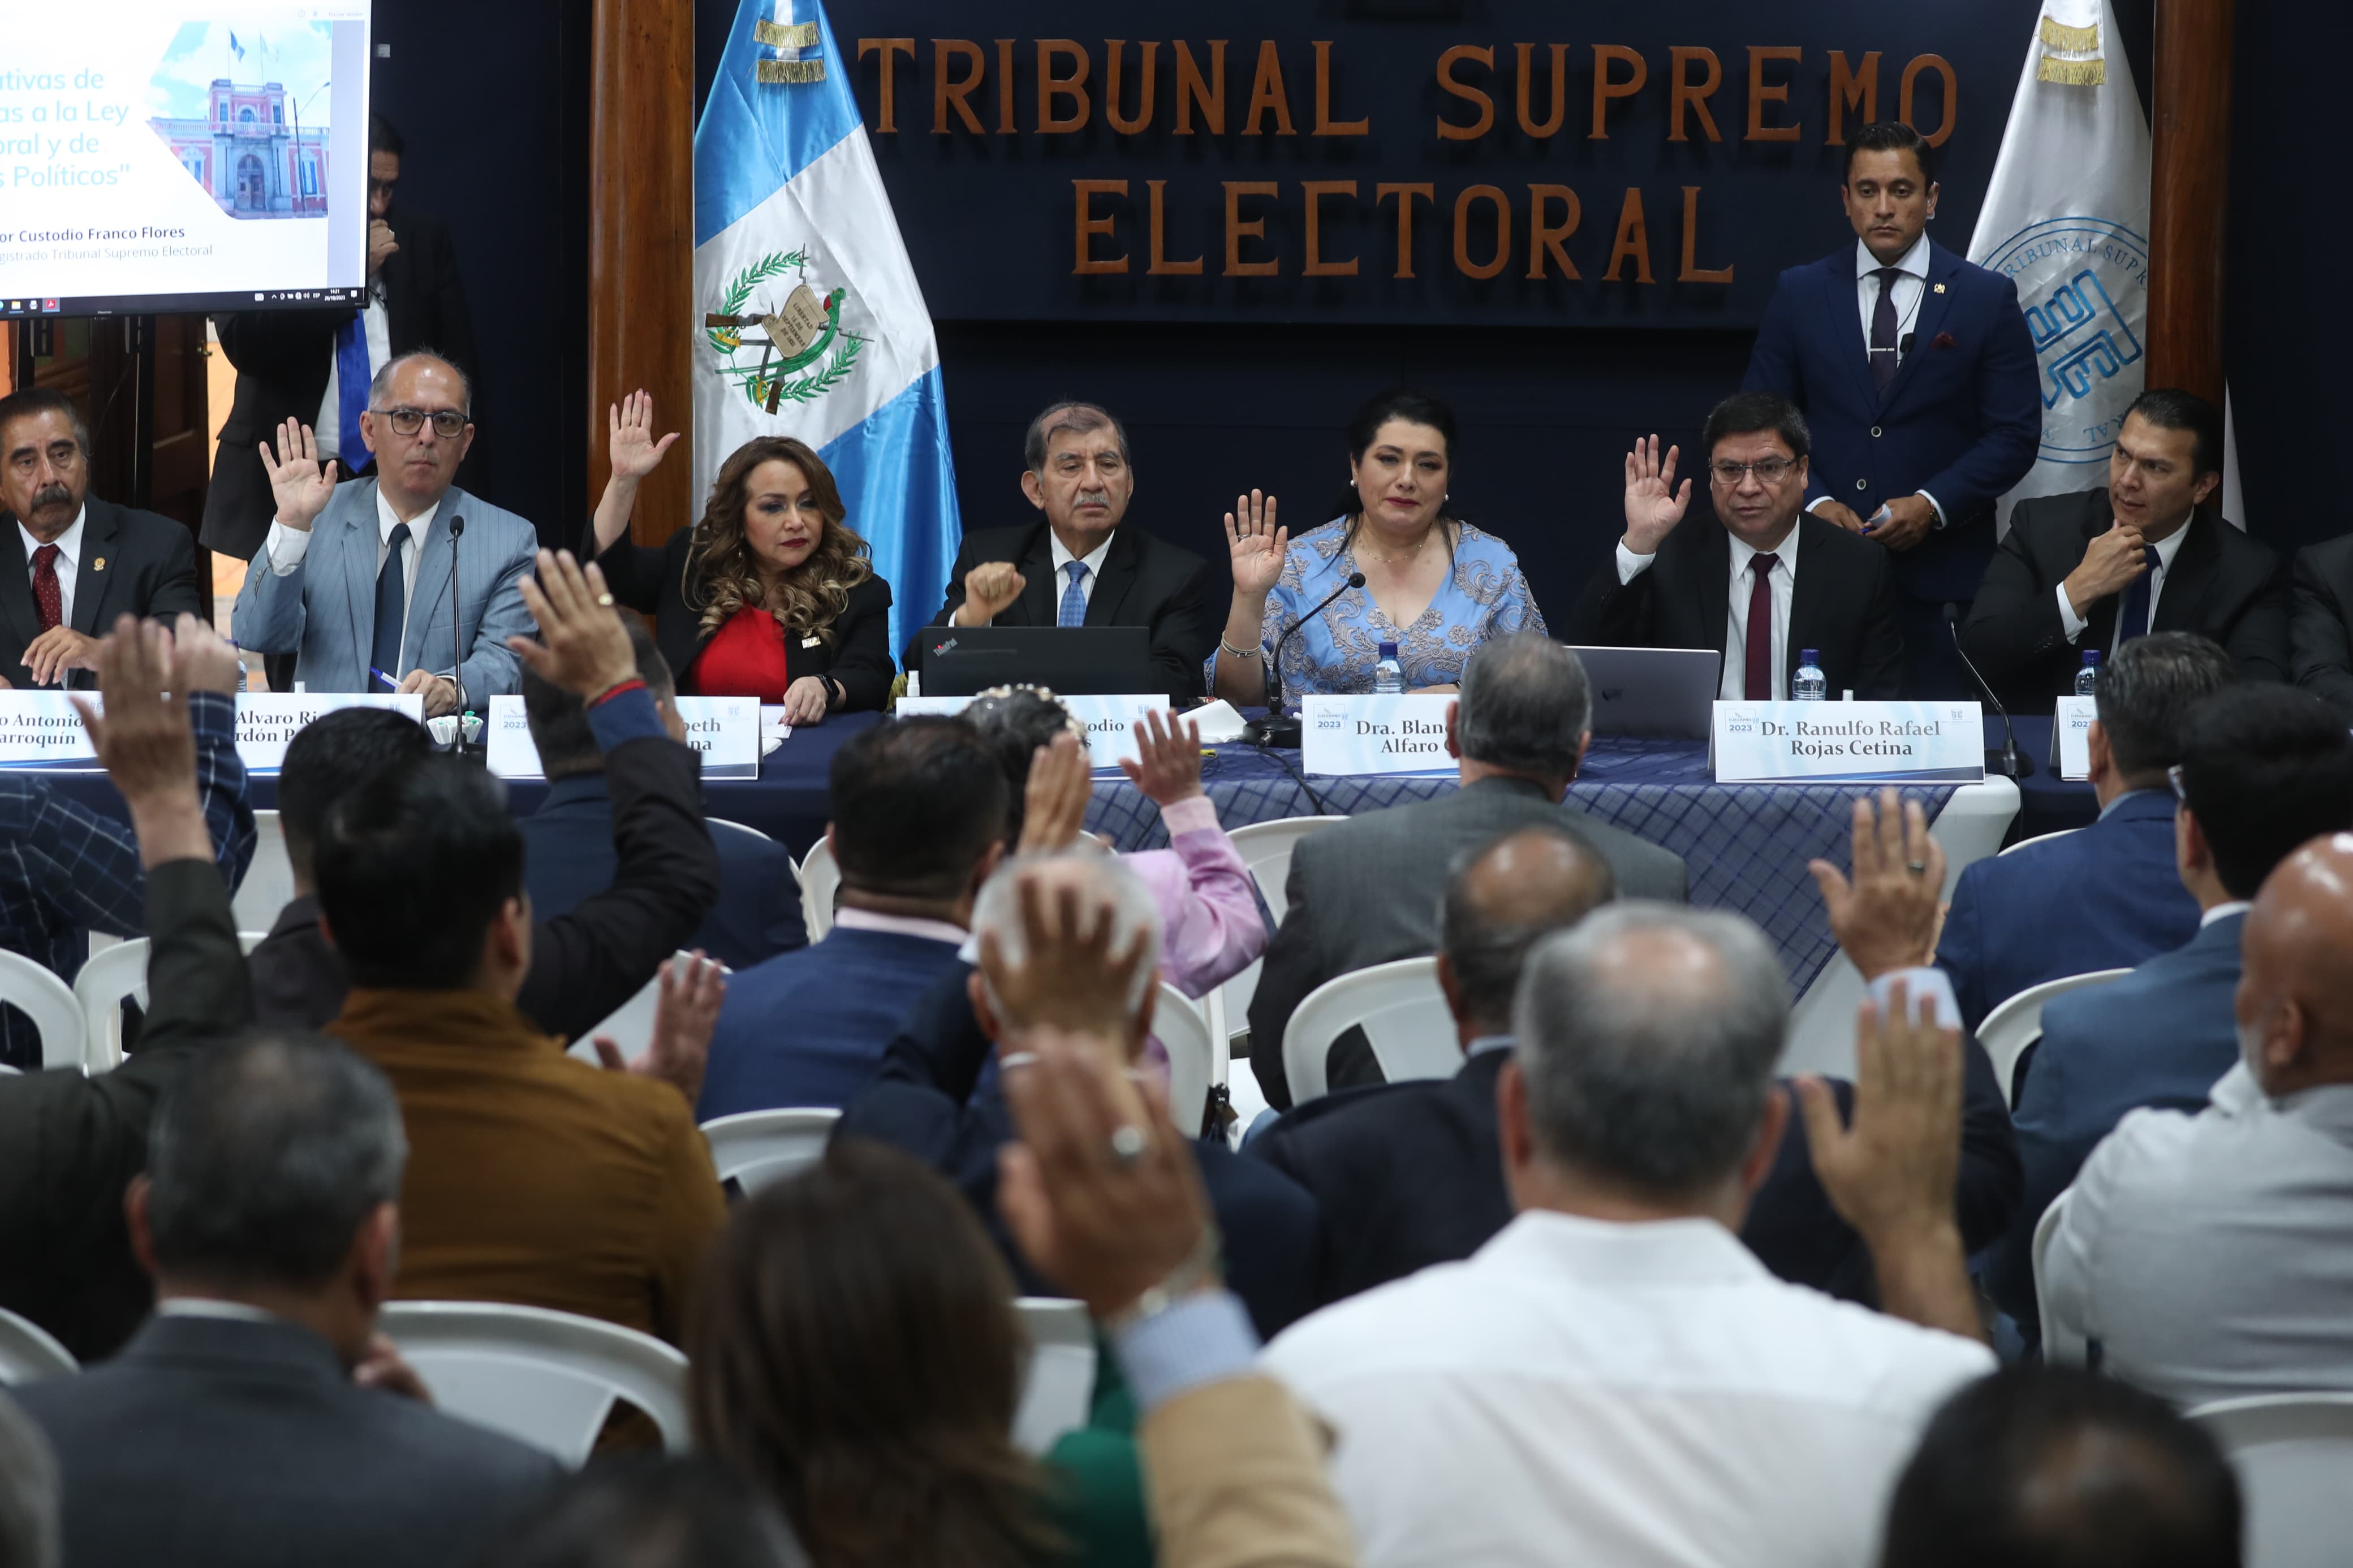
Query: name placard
[[1300, 694, 1456, 777], [1712, 701, 1985, 784], [2051, 696, 2095, 781], [895, 693, 1169, 771], [235, 693, 425, 772], [486, 694, 760, 780], [0, 690, 97, 764]]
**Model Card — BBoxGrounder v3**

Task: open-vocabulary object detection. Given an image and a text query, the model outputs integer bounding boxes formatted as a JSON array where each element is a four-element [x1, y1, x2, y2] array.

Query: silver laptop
[[1564, 646, 1723, 740]]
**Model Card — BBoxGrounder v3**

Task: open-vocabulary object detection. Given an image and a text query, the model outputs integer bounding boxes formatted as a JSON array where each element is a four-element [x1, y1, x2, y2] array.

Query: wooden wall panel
[[2147, 0, 2233, 407]]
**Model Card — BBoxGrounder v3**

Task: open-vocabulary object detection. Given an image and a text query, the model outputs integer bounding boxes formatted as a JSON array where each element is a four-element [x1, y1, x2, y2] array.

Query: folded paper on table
[[1300, 694, 1458, 778], [2051, 696, 2093, 781], [487, 694, 760, 780], [1712, 701, 1986, 784], [0, 691, 428, 772]]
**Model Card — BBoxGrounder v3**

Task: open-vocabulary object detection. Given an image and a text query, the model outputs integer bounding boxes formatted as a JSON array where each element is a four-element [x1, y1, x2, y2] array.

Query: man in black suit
[[1962, 389, 2286, 709], [2288, 534, 2353, 722], [1566, 391, 1908, 700], [908, 401, 1214, 703], [14, 1032, 560, 1568], [0, 387, 200, 689]]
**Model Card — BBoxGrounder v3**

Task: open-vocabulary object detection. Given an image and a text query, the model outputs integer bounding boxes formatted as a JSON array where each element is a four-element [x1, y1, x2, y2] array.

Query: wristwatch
[[1100, 1221, 1224, 1336]]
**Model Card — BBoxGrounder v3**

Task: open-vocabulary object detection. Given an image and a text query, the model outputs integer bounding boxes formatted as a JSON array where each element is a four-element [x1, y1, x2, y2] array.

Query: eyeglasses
[[373, 406, 469, 439], [1712, 458, 1798, 486]]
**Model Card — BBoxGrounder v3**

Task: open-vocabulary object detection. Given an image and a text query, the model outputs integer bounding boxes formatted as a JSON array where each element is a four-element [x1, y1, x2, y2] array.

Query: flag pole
[[2146, 0, 2233, 407]]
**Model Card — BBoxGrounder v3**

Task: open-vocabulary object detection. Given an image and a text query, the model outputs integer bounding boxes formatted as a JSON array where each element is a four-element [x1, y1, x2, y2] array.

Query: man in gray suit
[[14, 1033, 558, 1568], [1249, 633, 1688, 1108], [232, 351, 536, 710]]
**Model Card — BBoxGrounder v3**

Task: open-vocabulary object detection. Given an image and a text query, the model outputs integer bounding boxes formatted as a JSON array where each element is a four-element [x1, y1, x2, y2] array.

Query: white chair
[[1153, 984, 1215, 1139], [0, 1305, 76, 1384], [2189, 1393, 2353, 1568], [1214, 815, 1349, 1052], [1999, 827, 2082, 858], [2033, 1187, 2090, 1367], [798, 837, 840, 940], [1012, 1297, 1095, 1457], [1979, 969, 2134, 1108], [231, 810, 296, 932], [377, 1301, 691, 1465], [712, 819, 798, 892], [1281, 956, 1454, 1105], [699, 1107, 841, 1194], [76, 934, 272, 1073], [0, 949, 85, 1073]]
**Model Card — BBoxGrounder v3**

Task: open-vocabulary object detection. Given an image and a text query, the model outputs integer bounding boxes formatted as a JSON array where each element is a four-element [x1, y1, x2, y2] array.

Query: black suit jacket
[[16, 1315, 557, 1568], [0, 498, 201, 689], [1962, 490, 2287, 709], [1563, 512, 1908, 701], [908, 520, 1216, 703], [2290, 534, 2353, 723], [202, 202, 478, 560], [1250, 1036, 2021, 1310], [594, 528, 896, 712]]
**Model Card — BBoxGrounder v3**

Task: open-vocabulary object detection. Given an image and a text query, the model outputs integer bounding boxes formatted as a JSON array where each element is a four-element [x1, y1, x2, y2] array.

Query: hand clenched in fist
[[955, 560, 1028, 627]]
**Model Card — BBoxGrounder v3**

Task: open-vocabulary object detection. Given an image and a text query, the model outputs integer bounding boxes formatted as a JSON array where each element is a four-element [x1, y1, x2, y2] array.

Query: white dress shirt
[[1048, 529, 1115, 611], [1807, 234, 1945, 526], [2058, 513, 2193, 650], [1261, 1208, 1992, 1568], [313, 291, 393, 463], [1617, 525, 1801, 701], [264, 492, 441, 677], [830, 906, 968, 948], [18, 507, 84, 630]]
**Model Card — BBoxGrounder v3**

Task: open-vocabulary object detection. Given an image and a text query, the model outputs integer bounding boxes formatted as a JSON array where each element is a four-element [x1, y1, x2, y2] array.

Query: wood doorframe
[[2147, 0, 2234, 407]]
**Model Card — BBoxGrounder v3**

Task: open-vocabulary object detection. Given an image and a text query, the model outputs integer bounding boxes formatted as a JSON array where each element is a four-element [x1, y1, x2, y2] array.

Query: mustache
[[31, 484, 71, 509], [1074, 490, 1111, 507]]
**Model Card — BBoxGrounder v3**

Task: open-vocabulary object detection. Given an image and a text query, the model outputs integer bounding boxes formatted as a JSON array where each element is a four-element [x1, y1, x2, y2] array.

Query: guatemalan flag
[[694, 0, 962, 653]]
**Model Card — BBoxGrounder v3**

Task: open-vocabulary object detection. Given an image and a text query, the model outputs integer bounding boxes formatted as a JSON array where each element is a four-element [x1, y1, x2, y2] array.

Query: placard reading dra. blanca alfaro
[[1300, 694, 1457, 778], [486, 695, 760, 780], [894, 694, 1167, 771], [1712, 701, 1985, 784]]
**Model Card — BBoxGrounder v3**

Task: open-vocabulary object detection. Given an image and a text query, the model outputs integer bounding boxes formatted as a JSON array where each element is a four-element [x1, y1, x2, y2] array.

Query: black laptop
[[919, 626, 1158, 697], [1565, 646, 1723, 740]]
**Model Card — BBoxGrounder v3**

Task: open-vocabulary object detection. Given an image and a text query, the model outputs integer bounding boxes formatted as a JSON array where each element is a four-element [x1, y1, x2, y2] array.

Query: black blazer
[[1562, 511, 1908, 701], [202, 202, 478, 560], [1962, 489, 2287, 709], [2290, 534, 2353, 723], [908, 520, 1216, 703], [0, 497, 201, 689], [594, 527, 895, 712]]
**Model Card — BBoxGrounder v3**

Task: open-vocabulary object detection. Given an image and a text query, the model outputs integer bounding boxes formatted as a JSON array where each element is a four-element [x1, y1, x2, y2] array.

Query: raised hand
[[1118, 709, 1203, 809], [958, 560, 1028, 627], [165, 611, 244, 697], [2063, 517, 2151, 619], [594, 952, 725, 1107], [977, 867, 1154, 1040], [76, 616, 210, 866], [506, 549, 639, 699], [259, 417, 338, 532], [1017, 730, 1091, 854], [1621, 434, 1691, 555], [606, 389, 680, 483], [1225, 490, 1287, 599], [1808, 788, 1946, 982]]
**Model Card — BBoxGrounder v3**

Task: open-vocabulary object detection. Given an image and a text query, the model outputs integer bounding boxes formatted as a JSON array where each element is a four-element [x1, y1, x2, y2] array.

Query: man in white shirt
[[1260, 897, 1994, 1568]]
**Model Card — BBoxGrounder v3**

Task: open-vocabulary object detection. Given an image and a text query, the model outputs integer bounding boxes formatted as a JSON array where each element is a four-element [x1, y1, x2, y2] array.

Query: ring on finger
[[1109, 1124, 1148, 1165], [595, 593, 615, 608], [1906, 859, 1929, 876]]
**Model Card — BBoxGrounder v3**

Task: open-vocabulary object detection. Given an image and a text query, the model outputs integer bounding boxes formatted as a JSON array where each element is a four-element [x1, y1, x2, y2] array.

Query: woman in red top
[[589, 391, 894, 722]]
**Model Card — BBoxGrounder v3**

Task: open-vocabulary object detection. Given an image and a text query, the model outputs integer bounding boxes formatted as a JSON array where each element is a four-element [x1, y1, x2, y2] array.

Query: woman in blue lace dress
[[1207, 390, 1546, 709]]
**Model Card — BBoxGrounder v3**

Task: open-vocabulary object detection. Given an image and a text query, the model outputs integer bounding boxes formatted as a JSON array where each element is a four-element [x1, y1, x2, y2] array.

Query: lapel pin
[[1933, 282, 1947, 294], [801, 635, 821, 648], [92, 557, 106, 571]]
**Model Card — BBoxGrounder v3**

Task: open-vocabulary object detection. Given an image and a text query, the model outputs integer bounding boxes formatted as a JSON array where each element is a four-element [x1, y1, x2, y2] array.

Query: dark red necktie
[[1743, 554, 1775, 700], [30, 544, 62, 633]]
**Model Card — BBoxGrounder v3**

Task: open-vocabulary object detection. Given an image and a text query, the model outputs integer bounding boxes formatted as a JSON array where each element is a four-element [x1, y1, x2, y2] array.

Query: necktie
[[1743, 554, 1776, 701], [29, 545, 61, 634], [1058, 560, 1089, 628], [370, 522, 412, 681], [1869, 267, 1903, 397], [336, 313, 373, 474], [2117, 544, 2163, 645]]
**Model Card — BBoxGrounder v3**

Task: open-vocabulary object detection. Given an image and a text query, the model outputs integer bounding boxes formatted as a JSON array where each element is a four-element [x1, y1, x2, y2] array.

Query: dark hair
[[2176, 686, 2353, 899], [828, 718, 1007, 901], [1441, 824, 1614, 1034], [524, 621, 674, 781], [278, 708, 435, 883], [1880, 1368, 2241, 1568], [2092, 632, 2235, 779], [960, 688, 1081, 843], [146, 1033, 407, 1293], [368, 112, 404, 158], [1334, 388, 1459, 534], [0, 386, 90, 459], [1845, 119, 1936, 184], [1701, 391, 1812, 464], [476, 1457, 809, 1568], [687, 1141, 1059, 1568], [315, 755, 525, 989], [685, 437, 872, 645], [1022, 401, 1130, 474], [2125, 388, 2226, 480]]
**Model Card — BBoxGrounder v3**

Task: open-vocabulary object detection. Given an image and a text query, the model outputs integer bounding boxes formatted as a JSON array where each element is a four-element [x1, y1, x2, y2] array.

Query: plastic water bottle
[[2075, 649, 2101, 697], [1793, 649, 1826, 702], [1373, 641, 1405, 694]]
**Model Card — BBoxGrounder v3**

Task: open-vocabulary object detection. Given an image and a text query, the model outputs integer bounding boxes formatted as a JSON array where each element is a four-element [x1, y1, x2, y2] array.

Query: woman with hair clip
[[1208, 388, 1545, 709], [588, 391, 894, 723]]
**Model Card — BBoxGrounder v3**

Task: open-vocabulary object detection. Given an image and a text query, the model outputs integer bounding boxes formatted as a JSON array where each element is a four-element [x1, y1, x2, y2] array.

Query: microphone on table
[[446, 515, 475, 759], [1244, 571, 1367, 750], [1946, 601, 2032, 779]]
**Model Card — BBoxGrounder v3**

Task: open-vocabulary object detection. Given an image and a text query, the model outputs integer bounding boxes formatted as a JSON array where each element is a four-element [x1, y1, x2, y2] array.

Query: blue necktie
[[370, 522, 411, 681], [335, 314, 372, 474], [2117, 544, 2162, 645], [1058, 560, 1089, 628]]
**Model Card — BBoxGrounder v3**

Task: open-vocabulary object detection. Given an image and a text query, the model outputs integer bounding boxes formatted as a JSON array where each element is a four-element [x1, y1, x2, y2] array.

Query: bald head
[[2236, 832, 2353, 1096], [1439, 825, 1614, 1039]]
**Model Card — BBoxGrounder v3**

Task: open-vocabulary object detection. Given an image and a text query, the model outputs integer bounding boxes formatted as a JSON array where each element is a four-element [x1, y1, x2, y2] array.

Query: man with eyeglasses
[[231, 351, 536, 714], [1566, 390, 1907, 701]]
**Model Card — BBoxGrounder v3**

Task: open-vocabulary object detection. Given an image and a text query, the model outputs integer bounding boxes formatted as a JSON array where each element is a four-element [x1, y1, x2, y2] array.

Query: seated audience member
[[1210, 390, 1546, 706], [839, 851, 1318, 1338], [2289, 530, 2353, 722], [588, 394, 892, 720], [1260, 905, 1994, 1566], [2041, 841, 2353, 1407], [1936, 632, 2230, 1032], [251, 551, 721, 1041], [1988, 686, 2353, 1338], [967, 689, 1262, 997], [698, 718, 1006, 1119], [0, 386, 201, 690], [481, 1458, 809, 1568], [1249, 632, 1686, 1109], [911, 401, 1214, 705], [0, 1390, 55, 1568], [1563, 392, 1907, 701], [232, 352, 538, 710], [519, 620, 805, 972], [0, 611, 253, 1072], [1879, 1368, 2242, 1568], [14, 1034, 559, 1568], [1962, 390, 2285, 707]]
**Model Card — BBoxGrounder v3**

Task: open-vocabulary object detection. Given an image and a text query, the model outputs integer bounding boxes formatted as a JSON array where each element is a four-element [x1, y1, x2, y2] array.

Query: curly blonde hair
[[685, 437, 873, 644]]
